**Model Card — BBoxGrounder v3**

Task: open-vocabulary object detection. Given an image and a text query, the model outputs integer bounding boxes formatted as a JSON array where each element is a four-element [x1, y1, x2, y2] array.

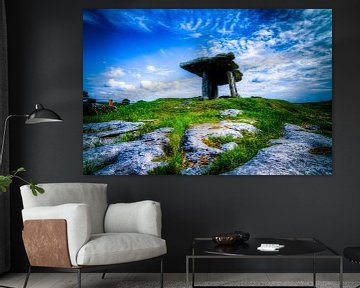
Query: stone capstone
[[223, 124, 332, 175], [180, 53, 242, 85]]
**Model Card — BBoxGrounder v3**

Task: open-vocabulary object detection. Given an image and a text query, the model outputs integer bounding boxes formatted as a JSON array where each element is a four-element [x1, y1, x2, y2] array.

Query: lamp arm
[[0, 114, 28, 169]]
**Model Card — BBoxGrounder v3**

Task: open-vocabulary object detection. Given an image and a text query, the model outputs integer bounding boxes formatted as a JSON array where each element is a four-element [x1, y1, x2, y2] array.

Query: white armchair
[[20, 183, 166, 288]]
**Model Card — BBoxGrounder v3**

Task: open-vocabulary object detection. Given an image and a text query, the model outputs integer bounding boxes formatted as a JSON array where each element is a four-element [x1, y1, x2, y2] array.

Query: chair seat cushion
[[76, 233, 167, 266], [344, 247, 360, 263]]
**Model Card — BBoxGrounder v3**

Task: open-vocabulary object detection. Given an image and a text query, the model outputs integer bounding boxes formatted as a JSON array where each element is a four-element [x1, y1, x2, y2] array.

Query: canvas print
[[83, 9, 332, 175]]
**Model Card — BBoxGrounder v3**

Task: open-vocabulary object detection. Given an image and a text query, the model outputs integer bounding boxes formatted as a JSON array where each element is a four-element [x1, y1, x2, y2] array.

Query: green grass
[[84, 97, 332, 175], [207, 133, 274, 175]]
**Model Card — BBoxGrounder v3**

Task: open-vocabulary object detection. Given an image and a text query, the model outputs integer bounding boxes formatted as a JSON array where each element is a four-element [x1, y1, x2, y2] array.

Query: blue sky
[[83, 9, 332, 103]]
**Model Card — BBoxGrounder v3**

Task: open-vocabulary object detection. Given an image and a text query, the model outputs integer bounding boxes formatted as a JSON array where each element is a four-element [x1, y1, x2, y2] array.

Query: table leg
[[192, 257, 195, 288], [339, 257, 343, 288], [313, 254, 316, 287], [186, 257, 189, 288]]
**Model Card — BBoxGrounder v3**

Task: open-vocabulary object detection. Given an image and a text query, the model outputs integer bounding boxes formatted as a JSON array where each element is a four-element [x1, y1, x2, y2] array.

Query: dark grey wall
[[6, 0, 360, 273]]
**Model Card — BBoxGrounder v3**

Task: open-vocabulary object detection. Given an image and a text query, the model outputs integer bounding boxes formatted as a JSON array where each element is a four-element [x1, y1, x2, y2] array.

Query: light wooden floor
[[0, 273, 359, 288]]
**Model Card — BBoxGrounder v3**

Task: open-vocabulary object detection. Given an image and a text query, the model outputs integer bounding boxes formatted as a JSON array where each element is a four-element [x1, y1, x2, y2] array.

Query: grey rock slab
[[83, 134, 123, 150], [83, 144, 124, 170], [96, 127, 139, 138], [84, 127, 173, 175], [220, 109, 243, 117], [181, 166, 210, 176], [220, 142, 238, 151], [83, 120, 143, 132], [181, 121, 259, 175], [304, 124, 320, 131], [220, 121, 260, 134], [83, 120, 144, 136], [223, 123, 332, 175], [282, 123, 332, 147], [83, 121, 145, 149], [94, 141, 166, 175], [140, 127, 173, 144], [183, 121, 258, 152], [83, 134, 100, 150]]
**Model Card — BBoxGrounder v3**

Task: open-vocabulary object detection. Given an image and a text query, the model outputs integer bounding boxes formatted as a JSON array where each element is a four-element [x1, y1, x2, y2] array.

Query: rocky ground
[[223, 124, 332, 175], [83, 122, 173, 175], [83, 120, 145, 149], [83, 109, 332, 175]]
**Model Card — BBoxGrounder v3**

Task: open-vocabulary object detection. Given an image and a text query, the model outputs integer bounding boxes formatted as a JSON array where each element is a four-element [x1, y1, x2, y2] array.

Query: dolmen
[[180, 52, 243, 99]]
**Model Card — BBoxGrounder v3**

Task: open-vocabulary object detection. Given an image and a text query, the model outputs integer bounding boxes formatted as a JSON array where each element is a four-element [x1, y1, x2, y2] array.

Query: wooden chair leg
[[22, 266, 31, 288]]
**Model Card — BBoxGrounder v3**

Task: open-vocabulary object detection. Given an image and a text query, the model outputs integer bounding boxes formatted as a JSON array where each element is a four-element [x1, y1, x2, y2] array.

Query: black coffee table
[[186, 237, 342, 288]]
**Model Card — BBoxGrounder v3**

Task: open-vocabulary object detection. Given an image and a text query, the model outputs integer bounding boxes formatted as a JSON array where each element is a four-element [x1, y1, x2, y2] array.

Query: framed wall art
[[83, 9, 332, 175]]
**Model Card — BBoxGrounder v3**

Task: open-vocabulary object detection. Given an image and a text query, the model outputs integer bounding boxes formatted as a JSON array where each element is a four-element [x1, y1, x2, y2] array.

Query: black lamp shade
[[25, 104, 63, 124]]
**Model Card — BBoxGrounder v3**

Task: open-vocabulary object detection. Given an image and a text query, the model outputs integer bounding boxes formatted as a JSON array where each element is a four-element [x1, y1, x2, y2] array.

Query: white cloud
[[180, 19, 201, 32], [104, 67, 125, 77], [217, 27, 233, 35], [107, 79, 136, 90], [146, 65, 156, 72], [99, 10, 154, 33], [145, 65, 173, 76], [190, 33, 202, 38], [91, 77, 200, 102], [158, 21, 170, 29], [255, 29, 274, 38], [135, 78, 200, 100], [193, 18, 203, 30], [127, 70, 142, 78], [137, 17, 152, 32], [140, 80, 173, 91], [180, 22, 193, 31]]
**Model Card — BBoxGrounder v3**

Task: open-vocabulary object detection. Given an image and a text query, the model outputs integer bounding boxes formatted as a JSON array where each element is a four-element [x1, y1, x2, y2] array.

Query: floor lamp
[[0, 103, 63, 167], [0, 103, 62, 288]]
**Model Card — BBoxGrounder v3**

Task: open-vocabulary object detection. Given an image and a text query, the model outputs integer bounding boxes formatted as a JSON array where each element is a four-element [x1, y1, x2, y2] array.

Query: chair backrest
[[20, 183, 108, 234]]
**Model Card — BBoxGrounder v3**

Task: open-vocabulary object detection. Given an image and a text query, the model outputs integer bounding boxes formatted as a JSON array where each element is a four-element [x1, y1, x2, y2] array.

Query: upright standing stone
[[227, 71, 238, 97], [211, 82, 219, 99], [202, 71, 209, 100], [202, 71, 219, 99]]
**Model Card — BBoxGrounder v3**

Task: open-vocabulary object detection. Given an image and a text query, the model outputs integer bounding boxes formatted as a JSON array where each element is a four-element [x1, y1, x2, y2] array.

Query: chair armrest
[[104, 200, 162, 237], [22, 203, 91, 266]]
